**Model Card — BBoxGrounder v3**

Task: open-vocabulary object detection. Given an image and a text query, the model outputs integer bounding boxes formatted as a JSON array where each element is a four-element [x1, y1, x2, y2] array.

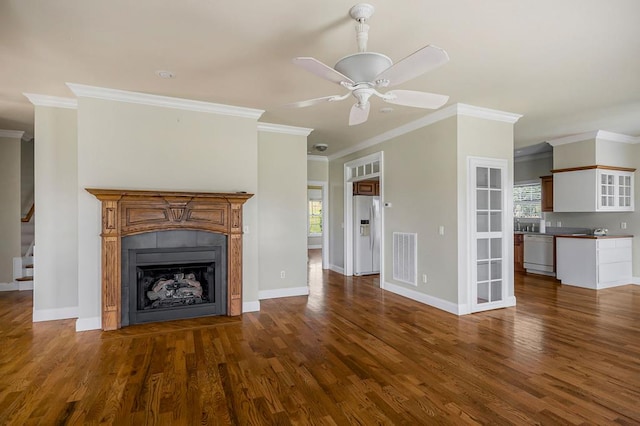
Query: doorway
[[344, 152, 384, 282], [307, 180, 329, 270]]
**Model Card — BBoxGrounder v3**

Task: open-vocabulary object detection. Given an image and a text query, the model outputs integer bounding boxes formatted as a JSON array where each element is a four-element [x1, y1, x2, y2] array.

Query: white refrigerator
[[353, 195, 381, 275]]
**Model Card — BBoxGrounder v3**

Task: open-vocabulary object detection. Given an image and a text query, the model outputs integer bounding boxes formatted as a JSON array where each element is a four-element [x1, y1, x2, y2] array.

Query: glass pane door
[[470, 158, 507, 312]]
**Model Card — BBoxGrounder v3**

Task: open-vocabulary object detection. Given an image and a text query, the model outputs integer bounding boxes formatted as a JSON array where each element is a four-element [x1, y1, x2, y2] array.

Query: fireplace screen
[[124, 239, 226, 325], [138, 262, 214, 310]]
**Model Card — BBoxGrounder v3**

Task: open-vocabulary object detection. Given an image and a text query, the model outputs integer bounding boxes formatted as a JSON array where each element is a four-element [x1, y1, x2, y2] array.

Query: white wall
[[0, 133, 22, 283], [32, 107, 79, 318], [75, 97, 260, 326], [258, 131, 308, 298]]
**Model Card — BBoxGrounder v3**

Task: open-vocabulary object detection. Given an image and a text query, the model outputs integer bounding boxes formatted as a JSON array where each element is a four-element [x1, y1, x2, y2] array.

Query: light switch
[[438, 226, 445, 235]]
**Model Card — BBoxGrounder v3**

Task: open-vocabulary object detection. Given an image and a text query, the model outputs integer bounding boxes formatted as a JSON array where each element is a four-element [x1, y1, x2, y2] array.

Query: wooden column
[[86, 189, 253, 330]]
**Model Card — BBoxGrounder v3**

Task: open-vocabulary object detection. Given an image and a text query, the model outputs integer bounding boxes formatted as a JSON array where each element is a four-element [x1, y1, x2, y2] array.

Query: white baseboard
[[76, 316, 101, 332], [307, 245, 322, 249], [0, 282, 18, 291], [384, 281, 463, 315], [243, 301, 260, 312], [329, 264, 344, 275], [33, 306, 79, 322], [18, 281, 33, 291], [259, 286, 309, 300], [632, 276, 640, 285]]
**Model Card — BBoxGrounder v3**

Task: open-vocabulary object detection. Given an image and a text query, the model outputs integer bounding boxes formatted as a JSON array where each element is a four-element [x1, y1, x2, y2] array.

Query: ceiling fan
[[288, 3, 450, 126]]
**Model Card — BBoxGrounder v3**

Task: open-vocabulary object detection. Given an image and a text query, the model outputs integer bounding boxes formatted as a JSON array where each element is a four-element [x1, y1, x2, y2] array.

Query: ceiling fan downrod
[[350, 3, 375, 52]]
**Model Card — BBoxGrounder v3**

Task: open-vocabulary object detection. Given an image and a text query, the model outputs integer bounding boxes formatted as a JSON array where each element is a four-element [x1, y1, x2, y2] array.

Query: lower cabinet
[[514, 233, 525, 273], [556, 237, 632, 289]]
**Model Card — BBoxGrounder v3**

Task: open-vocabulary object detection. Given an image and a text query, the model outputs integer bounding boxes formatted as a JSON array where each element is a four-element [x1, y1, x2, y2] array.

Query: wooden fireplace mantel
[[86, 188, 253, 331]]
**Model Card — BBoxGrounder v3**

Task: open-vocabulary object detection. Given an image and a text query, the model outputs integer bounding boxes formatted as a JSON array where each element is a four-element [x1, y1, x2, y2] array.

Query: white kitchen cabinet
[[556, 236, 633, 289], [553, 167, 634, 212]]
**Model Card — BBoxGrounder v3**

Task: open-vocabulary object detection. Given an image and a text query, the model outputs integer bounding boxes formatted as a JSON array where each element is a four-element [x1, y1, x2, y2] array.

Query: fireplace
[[87, 188, 253, 330], [122, 231, 226, 326]]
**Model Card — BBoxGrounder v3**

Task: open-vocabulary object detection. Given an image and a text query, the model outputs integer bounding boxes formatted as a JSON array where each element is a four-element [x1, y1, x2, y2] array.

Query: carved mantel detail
[[86, 188, 253, 331]]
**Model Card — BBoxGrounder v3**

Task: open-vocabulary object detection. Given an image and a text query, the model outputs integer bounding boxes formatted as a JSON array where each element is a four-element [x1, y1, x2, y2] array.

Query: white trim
[[464, 296, 517, 313], [243, 301, 260, 312], [259, 286, 310, 300], [308, 180, 329, 269], [0, 282, 18, 291], [22, 132, 34, 141], [18, 281, 33, 291], [307, 155, 329, 162], [75, 316, 101, 332], [308, 244, 322, 249], [457, 104, 522, 124], [257, 122, 313, 136], [329, 264, 345, 274], [329, 103, 522, 160], [23, 93, 78, 109], [547, 130, 640, 147], [632, 277, 640, 285], [33, 306, 79, 322], [0, 129, 25, 139], [384, 282, 463, 315], [66, 83, 264, 119], [514, 151, 553, 163]]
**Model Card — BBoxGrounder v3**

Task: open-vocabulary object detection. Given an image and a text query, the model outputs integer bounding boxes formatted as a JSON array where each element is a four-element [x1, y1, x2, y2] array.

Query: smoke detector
[[313, 143, 328, 152]]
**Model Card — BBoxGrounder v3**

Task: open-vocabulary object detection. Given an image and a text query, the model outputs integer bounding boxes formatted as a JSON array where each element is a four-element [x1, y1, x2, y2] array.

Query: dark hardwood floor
[[1, 250, 639, 424]]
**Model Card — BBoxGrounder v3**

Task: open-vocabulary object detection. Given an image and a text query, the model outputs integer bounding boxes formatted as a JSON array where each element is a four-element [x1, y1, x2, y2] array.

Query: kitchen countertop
[[554, 234, 634, 239]]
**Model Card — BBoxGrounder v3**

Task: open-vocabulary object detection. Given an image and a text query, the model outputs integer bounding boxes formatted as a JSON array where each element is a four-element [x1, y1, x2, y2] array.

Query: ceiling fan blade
[[383, 90, 449, 109], [285, 95, 347, 108], [349, 102, 370, 126], [375, 45, 449, 87], [293, 57, 354, 86]]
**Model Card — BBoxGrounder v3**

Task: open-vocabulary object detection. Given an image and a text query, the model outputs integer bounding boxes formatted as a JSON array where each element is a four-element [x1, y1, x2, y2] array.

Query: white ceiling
[[1, 0, 639, 156]]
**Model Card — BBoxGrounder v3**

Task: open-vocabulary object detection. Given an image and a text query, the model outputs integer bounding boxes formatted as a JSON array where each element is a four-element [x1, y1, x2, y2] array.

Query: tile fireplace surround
[[86, 188, 253, 331]]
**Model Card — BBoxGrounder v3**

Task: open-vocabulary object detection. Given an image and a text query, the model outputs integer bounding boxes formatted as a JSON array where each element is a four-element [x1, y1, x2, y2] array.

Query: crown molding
[[257, 122, 313, 136], [456, 103, 523, 124], [329, 103, 522, 161], [547, 130, 639, 147], [66, 83, 264, 119], [514, 151, 553, 163], [0, 129, 25, 139], [23, 93, 77, 109], [307, 155, 328, 162]]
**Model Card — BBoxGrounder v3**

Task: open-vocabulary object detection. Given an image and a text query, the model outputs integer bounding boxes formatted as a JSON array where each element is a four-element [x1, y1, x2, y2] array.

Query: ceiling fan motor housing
[[334, 52, 392, 84]]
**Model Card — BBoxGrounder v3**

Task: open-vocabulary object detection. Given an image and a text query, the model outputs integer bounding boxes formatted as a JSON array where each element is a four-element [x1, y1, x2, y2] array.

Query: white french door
[[469, 157, 509, 312]]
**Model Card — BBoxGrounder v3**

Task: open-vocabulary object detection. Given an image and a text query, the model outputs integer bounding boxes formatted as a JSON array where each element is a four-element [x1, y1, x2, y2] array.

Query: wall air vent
[[393, 232, 417, 285]]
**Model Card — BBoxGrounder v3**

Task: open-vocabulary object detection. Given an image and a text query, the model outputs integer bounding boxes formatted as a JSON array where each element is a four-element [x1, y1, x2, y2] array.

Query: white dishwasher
[[523, 234, 555, 276]]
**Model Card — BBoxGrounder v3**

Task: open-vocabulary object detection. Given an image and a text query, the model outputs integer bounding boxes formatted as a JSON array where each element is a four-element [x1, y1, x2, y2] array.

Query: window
[[308, 187, 323, 236], [513, 183, 541, 218]]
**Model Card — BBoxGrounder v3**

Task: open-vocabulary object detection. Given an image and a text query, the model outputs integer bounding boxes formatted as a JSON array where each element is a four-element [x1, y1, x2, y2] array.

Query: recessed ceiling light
[[155, 70, 175, 79], [379, 107, 394, 113]]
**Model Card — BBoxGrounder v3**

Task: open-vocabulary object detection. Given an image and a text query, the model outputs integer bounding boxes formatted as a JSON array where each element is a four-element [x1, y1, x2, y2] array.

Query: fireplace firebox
[[122, 231, 226, 326]]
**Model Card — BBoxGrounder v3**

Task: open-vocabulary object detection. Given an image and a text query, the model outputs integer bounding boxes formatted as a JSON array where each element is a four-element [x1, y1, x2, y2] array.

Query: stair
[[8, 256, 34, 291]]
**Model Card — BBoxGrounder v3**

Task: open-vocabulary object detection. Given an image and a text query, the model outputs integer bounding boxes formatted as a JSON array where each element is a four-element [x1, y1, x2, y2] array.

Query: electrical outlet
[[422, 274, 428, 284], [243, 226, 249, 233], [557, 221, 562, 227], [621, 222, 627, 229], [438, 225, 445, 236], [280, 270, 286, 279]]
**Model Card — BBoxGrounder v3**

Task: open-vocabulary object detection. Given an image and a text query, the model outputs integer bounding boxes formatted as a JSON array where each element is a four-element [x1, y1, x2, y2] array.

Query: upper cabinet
[[540, 175, 553, 212], [553, 166, 635, 212], [353, 180, 379, 196]]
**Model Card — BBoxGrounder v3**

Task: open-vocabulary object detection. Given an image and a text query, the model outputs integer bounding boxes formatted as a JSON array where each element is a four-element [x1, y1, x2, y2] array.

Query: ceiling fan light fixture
[[334, 52, 392, 83]]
